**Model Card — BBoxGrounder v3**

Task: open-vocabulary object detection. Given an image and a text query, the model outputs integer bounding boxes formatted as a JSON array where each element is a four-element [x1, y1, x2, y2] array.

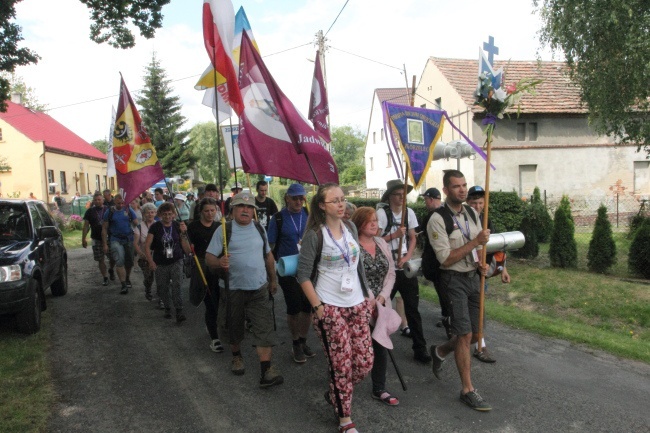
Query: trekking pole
[[387, 349, 407, 391], [318, 319, 344, 417]]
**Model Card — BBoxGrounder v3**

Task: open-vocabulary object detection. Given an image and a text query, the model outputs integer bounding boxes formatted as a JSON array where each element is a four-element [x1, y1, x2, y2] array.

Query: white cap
[[174, 193, 187, 202]]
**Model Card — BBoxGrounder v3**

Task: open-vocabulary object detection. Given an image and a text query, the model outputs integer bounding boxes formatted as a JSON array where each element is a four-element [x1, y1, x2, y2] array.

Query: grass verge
[[0, 315, 54, 433], [62, 230, 82, 250]]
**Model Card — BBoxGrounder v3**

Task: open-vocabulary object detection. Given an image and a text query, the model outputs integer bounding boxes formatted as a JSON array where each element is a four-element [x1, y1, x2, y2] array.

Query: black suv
[[0, 199, 68, 334]]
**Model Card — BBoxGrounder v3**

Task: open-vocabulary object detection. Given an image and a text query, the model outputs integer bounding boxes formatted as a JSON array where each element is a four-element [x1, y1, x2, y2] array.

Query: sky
[[13, 0, 556, 144]]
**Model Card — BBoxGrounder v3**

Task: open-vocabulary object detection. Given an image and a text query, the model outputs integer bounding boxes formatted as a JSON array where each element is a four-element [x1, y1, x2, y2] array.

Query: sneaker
[[301, 342, 315, 358], [414, 350, 432, 364], [125, 280, 132, 289], [102, 277, 109, 286], [120, 285, 128, 295], [176, 312, 186, 323], [292, 344, 306, 364], [400, 326, 411, 338], [108, 268, 115, 281], [259, 365, 284, 388], [460, 389, 492, 411], [209, 339, 224, 353], [473, 348, 496, 363], [164, 309, 172, 319], [430, 345, 444, 379], [231, 355, 245, 376]]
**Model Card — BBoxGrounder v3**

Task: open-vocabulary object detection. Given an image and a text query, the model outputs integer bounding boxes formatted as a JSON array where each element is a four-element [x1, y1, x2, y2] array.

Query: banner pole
[[477, 126, 493, 352]]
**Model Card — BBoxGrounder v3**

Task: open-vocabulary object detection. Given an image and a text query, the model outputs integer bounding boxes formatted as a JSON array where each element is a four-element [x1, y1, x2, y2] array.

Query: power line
[[262, 42, 312, 58], [325, 0, 350, 36], [329, 46, 402, 71]]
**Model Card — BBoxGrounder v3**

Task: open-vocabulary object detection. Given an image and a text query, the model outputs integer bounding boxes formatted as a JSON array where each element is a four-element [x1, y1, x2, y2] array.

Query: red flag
[[308, 50, 331, 142], [237, 32, 338, 185], [112, 77, 164, 202], [202, 0, 243, 115]]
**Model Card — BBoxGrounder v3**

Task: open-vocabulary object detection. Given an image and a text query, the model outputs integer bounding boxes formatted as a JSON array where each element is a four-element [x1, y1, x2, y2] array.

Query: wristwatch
[[311, 302, 324, 313]]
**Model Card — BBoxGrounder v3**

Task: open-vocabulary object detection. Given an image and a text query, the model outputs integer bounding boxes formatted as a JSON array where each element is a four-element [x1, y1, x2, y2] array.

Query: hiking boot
[[460, 389, 492, 411], [125, 280, 132, 289], [292, 344, 306, 363], [102, 277, 109, 286], [108, 268, 115, 281], [259, 365, 284, 388], [231, 356, 245, 376], [474, 348, 496, 363], [430, 345, 444, 379], [120, 284, 128, 295], [301, 342, 315, 358], [209, 339, 224, 353], [414, 350, 432, 364]]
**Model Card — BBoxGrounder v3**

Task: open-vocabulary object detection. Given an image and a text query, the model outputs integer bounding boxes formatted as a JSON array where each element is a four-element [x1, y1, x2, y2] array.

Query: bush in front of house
[[531, 187, 554, 243], [549, 195, 578, 268], [587, 204, 617, 273], [628, 218, 650, 279], [513, 203, 539, 259]]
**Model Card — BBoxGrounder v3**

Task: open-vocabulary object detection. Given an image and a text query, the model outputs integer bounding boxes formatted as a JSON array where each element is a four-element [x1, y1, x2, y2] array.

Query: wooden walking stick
[[477, 130, 494, 352]]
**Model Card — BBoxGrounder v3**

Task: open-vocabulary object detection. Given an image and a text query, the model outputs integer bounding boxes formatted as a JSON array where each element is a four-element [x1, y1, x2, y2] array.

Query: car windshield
[[0, 204, 30, 241]]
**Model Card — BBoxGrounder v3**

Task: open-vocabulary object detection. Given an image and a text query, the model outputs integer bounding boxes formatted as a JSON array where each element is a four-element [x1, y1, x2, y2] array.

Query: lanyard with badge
[[325, 224, 355, 292], [289, 210, 303, 251], [452, 212, 480, 264], [162, 225, 175, 258]]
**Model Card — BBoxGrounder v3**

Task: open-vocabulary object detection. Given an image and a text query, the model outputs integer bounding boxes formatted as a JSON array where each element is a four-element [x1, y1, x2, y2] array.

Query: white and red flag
[[308, 50, 331, 142], [237, 32, 338, 185]]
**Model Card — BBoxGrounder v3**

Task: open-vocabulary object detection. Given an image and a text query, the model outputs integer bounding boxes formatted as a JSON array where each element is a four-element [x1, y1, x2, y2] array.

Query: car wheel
[[51, 259, 68, 297], [16, 279, 42, 334]]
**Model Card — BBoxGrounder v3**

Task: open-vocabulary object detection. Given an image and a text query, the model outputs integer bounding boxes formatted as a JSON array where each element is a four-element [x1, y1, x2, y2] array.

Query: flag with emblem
[[112, 76, 164, 202], [308, 50, 331, 142]]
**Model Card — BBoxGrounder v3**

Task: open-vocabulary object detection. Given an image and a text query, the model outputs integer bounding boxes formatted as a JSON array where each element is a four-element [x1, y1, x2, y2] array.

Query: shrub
[[587, 204, 617, 273], [513, 203, 539, 259], [488, 191, 525, 233], [628, 218, 650, 279], [530, 187, 554, 242], [628, 214, 650, 239], [68, 214, 84, 231], [549, 195, 578, 268]]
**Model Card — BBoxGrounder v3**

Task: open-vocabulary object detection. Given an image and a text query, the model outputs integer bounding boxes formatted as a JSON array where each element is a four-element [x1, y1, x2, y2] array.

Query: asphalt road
[[43, 248, 650, 433]]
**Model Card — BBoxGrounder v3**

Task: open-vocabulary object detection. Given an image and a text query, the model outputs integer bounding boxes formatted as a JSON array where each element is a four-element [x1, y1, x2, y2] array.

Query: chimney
[[11, 92, 22, 105]]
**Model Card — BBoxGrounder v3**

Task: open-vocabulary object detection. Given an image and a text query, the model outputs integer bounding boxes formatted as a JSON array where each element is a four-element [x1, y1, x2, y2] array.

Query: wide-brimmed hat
[[381, 179, 413, 202], [229, 192, 258, 209], [173, 193, 187, 202]]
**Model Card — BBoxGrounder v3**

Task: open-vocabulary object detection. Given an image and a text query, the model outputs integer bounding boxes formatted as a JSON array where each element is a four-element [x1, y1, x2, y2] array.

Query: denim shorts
[[110, 239, 134, 268]]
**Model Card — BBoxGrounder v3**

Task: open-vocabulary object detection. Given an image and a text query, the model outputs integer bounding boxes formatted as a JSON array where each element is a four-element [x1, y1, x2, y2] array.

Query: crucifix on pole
[[483, 35, 499, 65]]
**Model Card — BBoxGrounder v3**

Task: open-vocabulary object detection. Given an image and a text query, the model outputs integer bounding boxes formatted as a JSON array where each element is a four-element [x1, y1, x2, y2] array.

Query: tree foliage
[[0, 0, 169, 111], [549, 195, 578, 268], [330, 125, 365, 186], [189, 122, 232, 189], [587, 204, 617, 273], [513, 203, 539, 259], [0, 72, 47, 110], [137, 53, 195, 177], [91, 139, 108, 154], [535, 0, 650, 155], [530, 186, 554, 243], [628, 219, 650, 279]]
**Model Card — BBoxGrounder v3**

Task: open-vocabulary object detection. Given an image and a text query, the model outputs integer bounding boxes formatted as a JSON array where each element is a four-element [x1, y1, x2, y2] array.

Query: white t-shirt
[[315, 224, 365, 308], [377, 206, 418, 255]]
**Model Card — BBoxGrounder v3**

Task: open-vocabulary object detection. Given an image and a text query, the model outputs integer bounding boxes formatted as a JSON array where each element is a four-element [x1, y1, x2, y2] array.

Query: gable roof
[[429, 58, 587, 114], [0, 101, 107, 161], [375, 88, 412, 106]]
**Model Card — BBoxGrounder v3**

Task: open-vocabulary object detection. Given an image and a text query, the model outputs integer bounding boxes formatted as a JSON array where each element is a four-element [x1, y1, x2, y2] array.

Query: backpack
[[377, 204, 410, 250], [218, 220, 268, 261], [421, 204, 477, 280], [106, 206, 135, 239]]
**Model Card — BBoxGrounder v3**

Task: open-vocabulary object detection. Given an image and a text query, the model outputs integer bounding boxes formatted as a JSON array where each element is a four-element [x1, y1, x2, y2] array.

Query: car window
[[35, 203, 55, 226], [0, 203, 30, 240], [28, 202, 44, 232]]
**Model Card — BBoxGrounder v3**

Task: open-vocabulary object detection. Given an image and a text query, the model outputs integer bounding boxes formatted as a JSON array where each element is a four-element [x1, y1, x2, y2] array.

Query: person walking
[[82, 192, 115, 286], [144, 202, 191, 322], [297, 183, 372, 433], [351, 206, 400, 407], [254, 180, 278, 230], [102, 194, 138, 294], [133, 202, 157, 301], [267, 183, 314, 364]]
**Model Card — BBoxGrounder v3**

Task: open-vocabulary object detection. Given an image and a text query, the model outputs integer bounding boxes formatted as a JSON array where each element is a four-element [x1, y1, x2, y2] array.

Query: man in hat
[[377, 179, 432, 364], [206, 192, 283, 388], [255, 180, 278, 230], [224, 182, 244, 216], [427, 170, 492, 411], [418, 187, 451, 336], [193, 184, 223, 222], [465, 185, 510, 363], [267, 183, 314, 363]]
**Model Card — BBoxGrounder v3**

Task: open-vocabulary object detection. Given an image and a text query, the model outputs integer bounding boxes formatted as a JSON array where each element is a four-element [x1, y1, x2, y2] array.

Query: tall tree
[[0, 0, 169, 110], [330, 125, 366, 186], [535, 0, 650, 155], [189, 122, 232, 189], [91, 139, 108, 154], [137, 53, 195, 177], [0, 73, 47, 110]]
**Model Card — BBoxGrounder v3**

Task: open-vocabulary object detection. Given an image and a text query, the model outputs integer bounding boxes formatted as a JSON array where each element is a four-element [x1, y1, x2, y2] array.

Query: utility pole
[[314, 30, 332, 152]]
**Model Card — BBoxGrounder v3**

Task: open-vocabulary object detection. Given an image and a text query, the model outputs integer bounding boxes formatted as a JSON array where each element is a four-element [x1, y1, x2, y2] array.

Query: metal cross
[[483, 36, 499, 65]]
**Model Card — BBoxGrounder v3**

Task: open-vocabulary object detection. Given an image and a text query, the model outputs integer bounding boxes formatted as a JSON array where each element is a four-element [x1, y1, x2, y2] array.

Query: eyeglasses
[[289, 196, 306, 201], [324, 198, 347, 205]]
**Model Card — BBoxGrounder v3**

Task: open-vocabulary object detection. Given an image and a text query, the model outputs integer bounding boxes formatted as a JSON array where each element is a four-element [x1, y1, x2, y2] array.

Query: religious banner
[[382, 102, 445, 189], [112, 77, 164, 201], [308, 50, 331, 142], [221, 124, 241, 169]]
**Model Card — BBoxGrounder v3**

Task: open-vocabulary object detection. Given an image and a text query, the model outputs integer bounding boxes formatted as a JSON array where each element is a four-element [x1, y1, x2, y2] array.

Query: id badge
[[340, 270, 355, 293], [165, 247, 174, 258], [296, 242, 302, 252], [471, 248, 480, 263]]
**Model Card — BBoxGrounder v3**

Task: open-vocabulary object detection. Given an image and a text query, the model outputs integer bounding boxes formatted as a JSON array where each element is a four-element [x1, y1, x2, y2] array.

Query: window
[[634, 161, 650, 194], [103, 176, 107, 190], [59, 171, 67, 194], [95, 175, 100, 193], [435, 98, 442, 110], [380, 128, 384, 141], [47, 170, 55, 194], [387, 153, 392, 168], [519, 165, 537, 197], [373, 131, 376, 144], [369, 157, 374, 171], [528, 122, 538, 141], [28, 203, 44, 231], [517, 123, 526, 141]]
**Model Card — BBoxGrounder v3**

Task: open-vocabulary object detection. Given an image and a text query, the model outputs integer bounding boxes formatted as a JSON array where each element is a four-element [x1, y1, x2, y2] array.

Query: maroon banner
[[308, 50, 331, 142]]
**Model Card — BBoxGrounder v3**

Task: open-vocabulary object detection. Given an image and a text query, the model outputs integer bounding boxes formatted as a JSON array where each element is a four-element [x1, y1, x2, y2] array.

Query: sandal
[[372, 390, 399, 406], [400, 326, 411, 337], [338, 422, 357, 432]]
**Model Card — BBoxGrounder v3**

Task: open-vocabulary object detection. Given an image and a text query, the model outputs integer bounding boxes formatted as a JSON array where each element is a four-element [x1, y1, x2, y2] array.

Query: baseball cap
[[229, 192, 258, 209], [421, 188, 441, 199], [174, 193, 187, 202], [205, 183, 219, 192], [468, 186, 485, 197], [286, 183, 307, 196], [230, 182, 243, 191]]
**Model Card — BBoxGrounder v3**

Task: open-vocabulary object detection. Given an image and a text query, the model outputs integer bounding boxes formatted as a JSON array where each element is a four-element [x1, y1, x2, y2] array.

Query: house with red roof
[[0, 95, 114, 205], [413, 57, 649, 204]]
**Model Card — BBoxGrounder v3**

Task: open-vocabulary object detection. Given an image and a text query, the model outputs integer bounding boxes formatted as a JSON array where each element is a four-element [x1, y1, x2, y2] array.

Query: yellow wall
[[0, 119, 114, 202]]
